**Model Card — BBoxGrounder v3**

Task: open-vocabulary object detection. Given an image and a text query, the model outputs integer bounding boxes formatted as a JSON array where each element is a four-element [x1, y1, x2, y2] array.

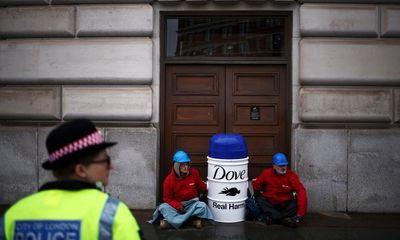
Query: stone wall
[[0, 1, 157, 209], [296, 3, 400, 213]]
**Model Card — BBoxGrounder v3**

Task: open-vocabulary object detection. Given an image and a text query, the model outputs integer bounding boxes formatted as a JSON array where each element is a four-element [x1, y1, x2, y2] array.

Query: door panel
[[232, 73, 280, 96], [173, 74, 219, 95], [233, 104, 278, 125], [174, 104, 218, 124], [163, 64, 288, 182]]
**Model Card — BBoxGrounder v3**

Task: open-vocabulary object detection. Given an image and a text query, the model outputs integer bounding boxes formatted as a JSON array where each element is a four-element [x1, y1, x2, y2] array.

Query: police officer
[[0, 119, 142, 239]]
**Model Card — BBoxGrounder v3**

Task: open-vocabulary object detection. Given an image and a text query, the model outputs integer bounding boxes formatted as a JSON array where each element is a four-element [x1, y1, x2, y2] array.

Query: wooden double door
[[162, 64, 289, 182]]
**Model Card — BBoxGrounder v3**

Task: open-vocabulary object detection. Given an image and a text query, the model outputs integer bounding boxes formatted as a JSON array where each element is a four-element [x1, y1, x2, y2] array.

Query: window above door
[[164, 13, 290, 60]]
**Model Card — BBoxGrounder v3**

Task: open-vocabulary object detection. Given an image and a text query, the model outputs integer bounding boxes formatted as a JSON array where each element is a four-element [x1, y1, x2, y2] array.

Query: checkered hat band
[[48, 130, 104, 162]]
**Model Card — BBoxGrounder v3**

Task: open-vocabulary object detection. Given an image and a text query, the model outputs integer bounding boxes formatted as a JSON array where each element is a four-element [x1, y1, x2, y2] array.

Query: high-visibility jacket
[[0, 180, 141, 240]]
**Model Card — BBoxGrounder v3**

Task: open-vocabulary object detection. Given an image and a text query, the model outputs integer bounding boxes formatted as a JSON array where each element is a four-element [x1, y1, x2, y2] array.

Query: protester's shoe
[[282, 217, 298, 228], [266, 217, 273, 225], [160, 219, 172, 230], [190, 219, 203, 229]]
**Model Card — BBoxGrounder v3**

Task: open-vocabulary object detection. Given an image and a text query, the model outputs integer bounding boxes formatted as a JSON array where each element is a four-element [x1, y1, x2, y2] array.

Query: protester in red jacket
[[148, 150, 214, 229], [163, 165, 207, 210], [251, 152, 307, 228]]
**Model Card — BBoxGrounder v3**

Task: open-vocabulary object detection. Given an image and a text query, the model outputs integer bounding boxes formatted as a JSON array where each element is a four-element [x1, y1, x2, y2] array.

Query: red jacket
[[163, 167, 207, 210], [252, 168, 307, 217]]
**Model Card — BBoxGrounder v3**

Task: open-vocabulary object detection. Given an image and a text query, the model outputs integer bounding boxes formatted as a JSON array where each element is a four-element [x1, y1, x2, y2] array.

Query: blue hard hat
[[272, 153, 288, 166], [173, 150, 191, 163]]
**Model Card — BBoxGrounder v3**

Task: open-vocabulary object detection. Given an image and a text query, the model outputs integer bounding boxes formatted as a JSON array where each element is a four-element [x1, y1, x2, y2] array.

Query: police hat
[[42, 119, 116, 170]]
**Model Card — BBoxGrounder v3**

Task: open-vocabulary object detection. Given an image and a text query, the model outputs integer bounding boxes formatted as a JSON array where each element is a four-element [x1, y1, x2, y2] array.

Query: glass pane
[[166, 16, 286, 57]]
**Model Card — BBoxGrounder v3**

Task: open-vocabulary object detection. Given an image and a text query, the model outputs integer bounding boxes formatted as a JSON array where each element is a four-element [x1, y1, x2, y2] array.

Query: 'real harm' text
[[212, 201, 245, 210]]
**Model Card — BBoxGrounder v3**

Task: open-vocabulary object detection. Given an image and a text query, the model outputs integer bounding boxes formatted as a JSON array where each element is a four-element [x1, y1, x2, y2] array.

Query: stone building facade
[[0, 0, 399, 213]]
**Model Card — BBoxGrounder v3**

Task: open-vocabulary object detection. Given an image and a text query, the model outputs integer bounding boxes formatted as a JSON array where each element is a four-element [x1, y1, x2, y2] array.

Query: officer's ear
[[74, 163, 88, 179]]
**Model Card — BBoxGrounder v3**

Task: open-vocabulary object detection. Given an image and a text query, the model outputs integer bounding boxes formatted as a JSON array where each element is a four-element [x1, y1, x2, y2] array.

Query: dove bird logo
[[219, 187, 241, 196]]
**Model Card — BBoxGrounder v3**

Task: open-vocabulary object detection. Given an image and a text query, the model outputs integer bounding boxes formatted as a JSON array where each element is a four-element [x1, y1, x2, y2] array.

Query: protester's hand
[[177, 207, 186, 214], [199, 192, 207, 203], [293, 215, 301, 223]]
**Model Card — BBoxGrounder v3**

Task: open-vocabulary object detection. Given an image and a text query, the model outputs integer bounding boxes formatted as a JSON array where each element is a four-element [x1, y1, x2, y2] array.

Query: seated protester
[[0, 119, 141, 240], [250, 152, 307, 228], [148, 150, 214, 229]]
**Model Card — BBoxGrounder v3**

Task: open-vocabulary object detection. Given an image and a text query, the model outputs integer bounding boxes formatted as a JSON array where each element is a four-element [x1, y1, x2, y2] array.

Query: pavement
[[2, 205, 400, 240], [135, 210, 400, 240]]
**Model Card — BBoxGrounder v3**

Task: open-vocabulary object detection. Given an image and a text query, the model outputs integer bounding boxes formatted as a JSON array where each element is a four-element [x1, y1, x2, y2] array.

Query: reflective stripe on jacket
[[1, 188, 141, 240]]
